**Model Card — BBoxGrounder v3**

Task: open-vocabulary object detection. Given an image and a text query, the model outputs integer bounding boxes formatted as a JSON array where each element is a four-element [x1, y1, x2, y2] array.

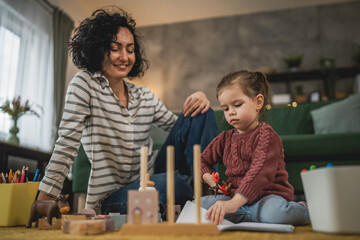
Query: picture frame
[[309, 91, 321, 102]]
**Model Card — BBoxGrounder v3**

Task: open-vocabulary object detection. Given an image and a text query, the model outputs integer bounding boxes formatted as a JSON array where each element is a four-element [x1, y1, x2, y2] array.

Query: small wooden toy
[[121, 145, 219, 235], [127, 190, 159, 224], [26, 194, 70, 228], [127, 146, 159, 224], [79, 208, 97, 218], [110, 215, 127, 229], [37, 218, 62, 230], [67, 219, 106, 235], [62, 214, 87, 233]]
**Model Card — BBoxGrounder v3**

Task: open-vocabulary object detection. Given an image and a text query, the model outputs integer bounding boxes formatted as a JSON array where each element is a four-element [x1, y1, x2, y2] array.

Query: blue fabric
[[200, 194, 310, 225], [155, 108, 218, 176], [100, 171, 193, 217]]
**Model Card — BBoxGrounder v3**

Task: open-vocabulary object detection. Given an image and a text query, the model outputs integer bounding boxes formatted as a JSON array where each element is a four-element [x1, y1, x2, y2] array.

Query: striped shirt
[[39, 70, 177, 209]]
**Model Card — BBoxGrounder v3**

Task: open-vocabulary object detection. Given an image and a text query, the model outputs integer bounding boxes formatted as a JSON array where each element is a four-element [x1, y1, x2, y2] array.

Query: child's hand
[[206, 193, 248, 225], [222, 181, 231, 190], [219, 181, 232, 194], [206, 200, 238, 225]]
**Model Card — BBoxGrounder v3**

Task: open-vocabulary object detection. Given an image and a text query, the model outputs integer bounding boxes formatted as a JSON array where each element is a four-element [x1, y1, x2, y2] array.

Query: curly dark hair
[[69, 7, 149, 78]]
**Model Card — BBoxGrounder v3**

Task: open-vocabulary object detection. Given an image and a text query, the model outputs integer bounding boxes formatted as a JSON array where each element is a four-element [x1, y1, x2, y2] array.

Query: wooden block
[[61, 215, 87, 232], [67, 220, 106, 235], [110, 215, 127, 229], [104, 219, 115, 231], [79, 208, 96, 218], [94, 215, 111, 220], [38, 218, 61, 230], [121, 223, 220, 235]]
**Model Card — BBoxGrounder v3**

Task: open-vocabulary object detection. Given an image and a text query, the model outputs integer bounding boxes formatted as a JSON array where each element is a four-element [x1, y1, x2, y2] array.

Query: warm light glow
[[266, 104, 272, 110], [292, 102, 298, 107]]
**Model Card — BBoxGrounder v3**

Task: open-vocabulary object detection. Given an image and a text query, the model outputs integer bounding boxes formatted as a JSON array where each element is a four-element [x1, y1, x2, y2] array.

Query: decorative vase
[[7, 120, 19, 144]]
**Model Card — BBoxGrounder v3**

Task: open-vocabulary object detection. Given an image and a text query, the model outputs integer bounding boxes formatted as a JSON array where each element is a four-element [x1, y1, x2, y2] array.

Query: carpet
[[1, 225, 360, 240]]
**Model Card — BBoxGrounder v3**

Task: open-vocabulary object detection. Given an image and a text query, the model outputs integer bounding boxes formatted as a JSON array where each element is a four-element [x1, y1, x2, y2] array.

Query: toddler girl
[[201, 70, 310, 225]]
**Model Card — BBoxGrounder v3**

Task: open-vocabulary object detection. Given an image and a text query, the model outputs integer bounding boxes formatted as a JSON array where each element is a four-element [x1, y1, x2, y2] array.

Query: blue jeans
[[101, 171, 193, 216], [200, 194, 311, 225]]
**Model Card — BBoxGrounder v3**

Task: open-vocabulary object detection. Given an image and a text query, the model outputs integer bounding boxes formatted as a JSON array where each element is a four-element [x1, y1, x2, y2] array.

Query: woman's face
[[102, 27, 136, 81]]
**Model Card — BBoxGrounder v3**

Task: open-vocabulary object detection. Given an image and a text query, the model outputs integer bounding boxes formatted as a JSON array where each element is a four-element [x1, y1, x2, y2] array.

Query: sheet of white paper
[[176, 200, 233, 225], [217, 222, 294, 233], [176, 201, 294, 233]]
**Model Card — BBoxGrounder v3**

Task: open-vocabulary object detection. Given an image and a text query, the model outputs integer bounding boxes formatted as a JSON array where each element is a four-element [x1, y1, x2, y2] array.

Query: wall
[[136, 1, 360, 111]]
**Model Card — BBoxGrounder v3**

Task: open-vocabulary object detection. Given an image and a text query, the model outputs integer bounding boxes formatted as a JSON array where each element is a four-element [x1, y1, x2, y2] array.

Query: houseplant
[[284, 54, 303, 72], [294, 84, 307, 103], [0, 96, 40, 144], [319, 58, 338, 100]]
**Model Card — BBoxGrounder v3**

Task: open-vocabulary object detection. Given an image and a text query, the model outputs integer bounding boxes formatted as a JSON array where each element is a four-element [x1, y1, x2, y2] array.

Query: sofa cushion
[[264, 99, 340, 135], [281, 132, 360, 157], [310, 94, 360, 134]]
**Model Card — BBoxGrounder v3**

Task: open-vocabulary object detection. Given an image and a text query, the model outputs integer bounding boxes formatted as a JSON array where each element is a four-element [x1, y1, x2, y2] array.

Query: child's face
[[218, 85, 263, 134]]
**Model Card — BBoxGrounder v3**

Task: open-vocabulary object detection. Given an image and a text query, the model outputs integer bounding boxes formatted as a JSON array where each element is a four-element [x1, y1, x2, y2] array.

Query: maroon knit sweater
[[201, 122, 294, 204]]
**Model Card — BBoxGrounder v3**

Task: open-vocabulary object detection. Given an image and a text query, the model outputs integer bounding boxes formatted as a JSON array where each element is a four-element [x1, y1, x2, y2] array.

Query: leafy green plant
[[295, 85, 304, 96], [0, 96, 40, 121], [284, 55, 303, 69]]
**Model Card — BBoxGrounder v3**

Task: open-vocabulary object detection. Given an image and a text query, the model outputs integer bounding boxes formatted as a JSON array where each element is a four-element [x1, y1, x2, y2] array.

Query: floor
[[1, 225, 360, 240]]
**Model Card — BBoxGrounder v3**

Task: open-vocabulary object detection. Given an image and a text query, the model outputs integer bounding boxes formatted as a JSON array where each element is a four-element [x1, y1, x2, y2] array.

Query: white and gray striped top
[[38, 70, 177, 209]]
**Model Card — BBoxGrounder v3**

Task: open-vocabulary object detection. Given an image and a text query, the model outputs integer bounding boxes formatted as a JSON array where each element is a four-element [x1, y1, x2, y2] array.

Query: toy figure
[[26, 194, 70, 228]]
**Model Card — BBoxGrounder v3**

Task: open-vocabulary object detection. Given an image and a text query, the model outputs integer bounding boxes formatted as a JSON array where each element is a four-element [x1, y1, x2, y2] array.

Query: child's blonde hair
[[216, 70, 270, 116]]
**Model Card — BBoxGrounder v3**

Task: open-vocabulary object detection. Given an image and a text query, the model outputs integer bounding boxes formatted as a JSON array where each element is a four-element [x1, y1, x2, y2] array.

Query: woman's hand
[[182, 91, 210, 117], [206, 194, 248, 225]]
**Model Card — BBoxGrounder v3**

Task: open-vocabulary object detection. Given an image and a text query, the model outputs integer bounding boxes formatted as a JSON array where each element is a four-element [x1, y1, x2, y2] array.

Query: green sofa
[[262, 96, 360, 192], [72, 95, 360, 200]]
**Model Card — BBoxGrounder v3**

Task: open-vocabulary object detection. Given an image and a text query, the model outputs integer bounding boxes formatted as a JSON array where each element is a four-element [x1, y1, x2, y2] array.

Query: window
[[0, 0, 54, 151], [0, 26, 21, 135]]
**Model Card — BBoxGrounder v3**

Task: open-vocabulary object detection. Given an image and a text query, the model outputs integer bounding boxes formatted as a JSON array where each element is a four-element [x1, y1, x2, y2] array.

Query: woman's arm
[[38, 72, 91, 198], [182, 91, 210, 117]]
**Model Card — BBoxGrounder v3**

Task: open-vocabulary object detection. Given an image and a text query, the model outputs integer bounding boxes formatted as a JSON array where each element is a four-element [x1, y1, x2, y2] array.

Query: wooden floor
[[1, 225, 360, 240]]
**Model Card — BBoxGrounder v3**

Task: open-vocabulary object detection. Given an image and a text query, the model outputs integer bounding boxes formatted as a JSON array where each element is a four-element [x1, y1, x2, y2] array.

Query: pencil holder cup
[[0, 182, 39, 226], [301, 165, 360, 234]]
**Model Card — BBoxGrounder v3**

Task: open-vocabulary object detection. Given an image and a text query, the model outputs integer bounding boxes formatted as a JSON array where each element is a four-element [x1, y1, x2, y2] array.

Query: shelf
[[267, 66, 360, 83]]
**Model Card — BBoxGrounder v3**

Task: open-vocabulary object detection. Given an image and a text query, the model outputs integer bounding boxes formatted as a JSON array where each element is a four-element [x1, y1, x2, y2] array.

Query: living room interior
[[0, 0, 360, 239]]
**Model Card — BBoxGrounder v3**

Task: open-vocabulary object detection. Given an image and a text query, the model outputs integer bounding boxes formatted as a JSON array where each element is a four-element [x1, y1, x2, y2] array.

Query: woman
[[38, 7, 215, 215]]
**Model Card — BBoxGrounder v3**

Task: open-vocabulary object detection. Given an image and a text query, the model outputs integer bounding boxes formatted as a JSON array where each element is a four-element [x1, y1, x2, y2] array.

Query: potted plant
[[294, 85, 307, 104], [0, 96, 40, 144], [284, 54, 303, 72], [319, 58, 337, 100]]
